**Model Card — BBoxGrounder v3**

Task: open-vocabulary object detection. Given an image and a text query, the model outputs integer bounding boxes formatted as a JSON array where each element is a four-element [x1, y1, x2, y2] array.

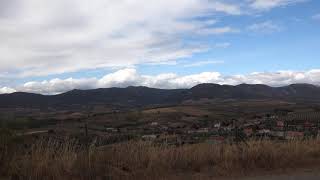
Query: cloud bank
[[0, 0, 313, 95], [2, 68, 320, 95], [0, 0, 241, 78], [0, 0, 308, 78]]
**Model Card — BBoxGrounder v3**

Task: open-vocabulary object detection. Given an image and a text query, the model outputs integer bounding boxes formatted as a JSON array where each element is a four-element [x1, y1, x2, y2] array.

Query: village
[[100, 111, 320, 145], [4, 102, 320, 147]]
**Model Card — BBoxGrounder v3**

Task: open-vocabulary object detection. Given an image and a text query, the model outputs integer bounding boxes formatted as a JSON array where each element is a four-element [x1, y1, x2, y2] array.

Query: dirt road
[[17, 130, 48, 136]]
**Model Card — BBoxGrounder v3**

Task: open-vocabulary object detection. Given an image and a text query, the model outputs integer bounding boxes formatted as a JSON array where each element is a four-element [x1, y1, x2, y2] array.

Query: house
[[214, 123, 221, 128], [187, 130, 196, 134], [258, 129, 271, 134], [187, 128, 209, 134], [276, 121, 284, 127], [142, 134, 158, 141], [243, 122, 256, 127], [243, 128, 253, 137], [257, 129, 271, 137], [304, 121, 313, 128], [106, 127, 118, 133], [150, 122, 159, 126], [160, 126, 169, 131], [196, 128, 209, 133], [285, 131, 304, 140]]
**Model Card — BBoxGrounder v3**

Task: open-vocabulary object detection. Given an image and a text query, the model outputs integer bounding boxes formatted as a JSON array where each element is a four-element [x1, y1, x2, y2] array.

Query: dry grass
[[1, 136, 320, 180]]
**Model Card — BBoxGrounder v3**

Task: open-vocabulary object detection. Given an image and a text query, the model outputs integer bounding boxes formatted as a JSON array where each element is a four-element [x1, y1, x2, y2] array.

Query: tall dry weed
[[2, 138, 320, 180]]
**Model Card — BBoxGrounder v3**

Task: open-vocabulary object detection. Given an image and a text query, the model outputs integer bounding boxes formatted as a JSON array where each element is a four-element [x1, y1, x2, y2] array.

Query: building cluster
[[102, 112, 320, 145]]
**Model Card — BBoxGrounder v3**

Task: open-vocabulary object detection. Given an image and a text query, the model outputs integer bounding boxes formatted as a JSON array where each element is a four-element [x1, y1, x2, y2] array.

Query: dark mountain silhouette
[[189, 83, 320, 101], [1, 83, 320, 108]]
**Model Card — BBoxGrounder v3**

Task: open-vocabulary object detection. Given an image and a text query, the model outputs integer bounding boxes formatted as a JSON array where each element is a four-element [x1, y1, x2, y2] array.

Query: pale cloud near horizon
[[0, 87, 16, 94], [2, 68, 320, 95]]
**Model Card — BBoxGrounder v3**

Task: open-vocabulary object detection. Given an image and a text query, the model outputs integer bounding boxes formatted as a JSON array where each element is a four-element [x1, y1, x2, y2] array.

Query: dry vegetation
[[1, 132, 320, 180]]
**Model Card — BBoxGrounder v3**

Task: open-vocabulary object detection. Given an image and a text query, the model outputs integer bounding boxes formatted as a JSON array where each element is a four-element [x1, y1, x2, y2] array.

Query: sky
[[0, 0, 320, 94]]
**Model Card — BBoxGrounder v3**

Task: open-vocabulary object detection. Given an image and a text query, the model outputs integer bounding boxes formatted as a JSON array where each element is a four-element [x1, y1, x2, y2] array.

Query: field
[[1, 132, 320, 180], [0, 99, 315, 136]]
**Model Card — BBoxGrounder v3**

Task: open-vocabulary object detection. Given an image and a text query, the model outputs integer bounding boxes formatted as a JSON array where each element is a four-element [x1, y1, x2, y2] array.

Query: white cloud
[[312, 14, 320, 20], [2, 68, 320, 95], [214, 42, 231, 48], [0, 0, 314, 93], [183, 60, 224, 67], [247, 21, 283, 33], [22, 78, 98, 95], [197, 27, 239, 35], [210, 1, 242, 15], [223, 70, 320, 86], [249, 0, 307, 10], [0, 87, 16, 94], [0, 0, 242, 78]]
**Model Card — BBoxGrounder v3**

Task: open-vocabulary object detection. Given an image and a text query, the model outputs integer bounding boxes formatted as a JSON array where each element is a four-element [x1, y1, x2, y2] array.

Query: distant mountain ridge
[[1, 83, 320, 108]]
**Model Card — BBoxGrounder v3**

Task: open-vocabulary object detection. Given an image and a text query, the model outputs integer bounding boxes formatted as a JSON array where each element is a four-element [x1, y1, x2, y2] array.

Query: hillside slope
[[1, 83, 320, 108]]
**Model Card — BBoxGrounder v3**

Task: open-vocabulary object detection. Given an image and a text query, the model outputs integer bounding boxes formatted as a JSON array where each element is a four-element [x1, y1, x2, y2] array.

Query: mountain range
[[1, 83, 320, 108]]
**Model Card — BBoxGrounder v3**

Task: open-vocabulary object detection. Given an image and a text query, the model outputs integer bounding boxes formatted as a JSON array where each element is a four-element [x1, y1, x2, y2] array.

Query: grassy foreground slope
[[1, 132, 320, 180]]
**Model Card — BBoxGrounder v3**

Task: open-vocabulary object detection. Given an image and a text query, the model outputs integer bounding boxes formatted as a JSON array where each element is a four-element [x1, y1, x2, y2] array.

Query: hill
[[0, 83, 320, 108]]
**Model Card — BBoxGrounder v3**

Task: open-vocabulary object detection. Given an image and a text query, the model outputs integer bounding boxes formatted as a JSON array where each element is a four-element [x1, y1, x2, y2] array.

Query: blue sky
[[0, 0, 320, 94], [137, 1, 320, 75]]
